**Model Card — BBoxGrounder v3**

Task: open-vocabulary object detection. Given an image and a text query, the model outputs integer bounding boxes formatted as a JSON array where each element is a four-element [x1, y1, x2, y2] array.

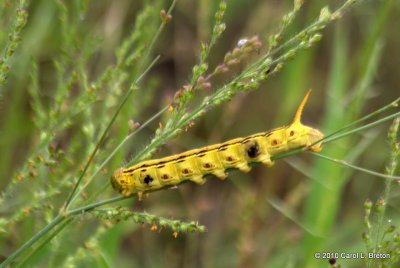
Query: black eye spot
[[227, 156, 233, 161], [247, 142, 259, 158], [271, 139, 279, 146], [144, 175, 153, 185], [290, 130, 295, 136], [182, 168, 190, 174], [162, 174, 169, 180]]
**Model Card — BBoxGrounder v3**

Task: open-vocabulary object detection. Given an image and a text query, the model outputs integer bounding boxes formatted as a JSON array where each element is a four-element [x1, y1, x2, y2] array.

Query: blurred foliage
[[0, 0, 399, 267]]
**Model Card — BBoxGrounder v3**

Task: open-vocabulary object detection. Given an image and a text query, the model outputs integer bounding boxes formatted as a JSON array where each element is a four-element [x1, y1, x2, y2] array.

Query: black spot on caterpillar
[[246, 142, 259, 158], [144, 175, 153, 185], [111, 91, 324, 197]]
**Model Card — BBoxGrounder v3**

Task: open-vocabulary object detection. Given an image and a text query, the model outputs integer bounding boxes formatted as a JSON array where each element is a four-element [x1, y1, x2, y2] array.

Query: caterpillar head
[[286, 90, 324, 152], [111, 168, 134, 196], [286, 124, 324, 151]]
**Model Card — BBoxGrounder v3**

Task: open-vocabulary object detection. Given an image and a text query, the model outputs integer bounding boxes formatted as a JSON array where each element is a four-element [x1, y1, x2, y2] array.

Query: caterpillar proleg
[[111, 91, 324, 197]]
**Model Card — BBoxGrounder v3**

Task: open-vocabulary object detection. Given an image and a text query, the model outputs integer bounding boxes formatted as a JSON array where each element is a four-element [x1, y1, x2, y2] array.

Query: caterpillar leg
[[190, 175, 206, 185], [259, 155, 274, 167], [213, 169, 228, 180], [309, 142, 323, 152], [120, 188, 133, 197], [237, 162, 251, 173]]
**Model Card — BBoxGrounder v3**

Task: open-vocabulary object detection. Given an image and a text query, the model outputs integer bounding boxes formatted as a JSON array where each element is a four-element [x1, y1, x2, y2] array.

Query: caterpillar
[[111, 90, 324, 198]]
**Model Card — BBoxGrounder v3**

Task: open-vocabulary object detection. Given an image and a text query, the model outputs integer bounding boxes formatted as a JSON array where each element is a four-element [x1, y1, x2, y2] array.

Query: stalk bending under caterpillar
[[111, 90, 324, 198]]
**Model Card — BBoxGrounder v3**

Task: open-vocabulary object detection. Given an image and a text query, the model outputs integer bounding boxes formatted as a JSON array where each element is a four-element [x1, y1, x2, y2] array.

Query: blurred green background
[[0, 0, 399, 267]]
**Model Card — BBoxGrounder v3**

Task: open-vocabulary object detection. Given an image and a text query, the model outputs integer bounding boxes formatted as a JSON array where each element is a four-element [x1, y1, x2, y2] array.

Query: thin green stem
[[295, 97, 400, 157], [68, 56, 162, 206], [67, 0, 177, 206], [139, 0, 177, 73], [68, 196, 131, 216], [127, 91, 217, 165], [1, 196, 131, 267], [246, 0, 362, 82], [272, 110, 400, 161], [1, 215, 65, 267], [83, 181, 110, 204], [16, 218, 74, 268], [323, 111, 400, 144], [309, 152, 400, 181], [62, 82, 137, 211], [317, 97, 399, 145], [374, 117, 399, 257], [70, 111, 161, 205], [65, 0, 174, 207]]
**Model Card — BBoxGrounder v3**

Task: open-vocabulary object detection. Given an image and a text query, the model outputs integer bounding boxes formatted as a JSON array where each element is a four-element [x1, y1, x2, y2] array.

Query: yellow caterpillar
[[111, 91, 324, 198]]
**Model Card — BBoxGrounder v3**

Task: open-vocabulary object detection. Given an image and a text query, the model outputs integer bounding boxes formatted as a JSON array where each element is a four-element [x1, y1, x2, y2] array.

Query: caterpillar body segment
[[111, 90, 324, 197]]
